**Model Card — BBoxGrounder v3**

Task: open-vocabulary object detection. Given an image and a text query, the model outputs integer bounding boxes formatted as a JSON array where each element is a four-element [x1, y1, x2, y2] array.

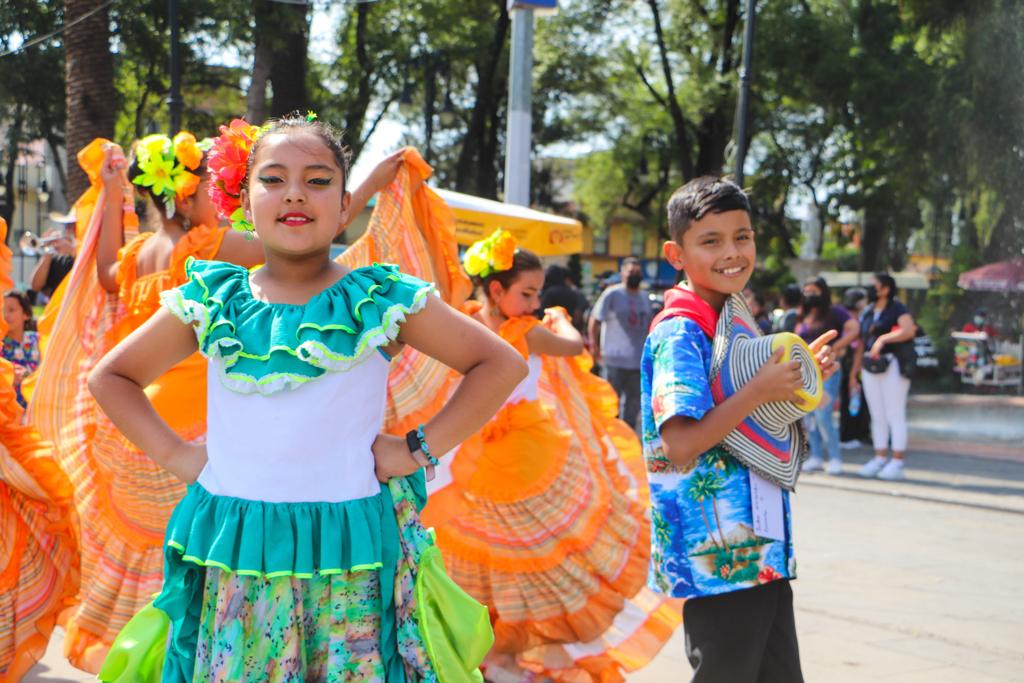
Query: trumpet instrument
[[19, 232, 64, 257]]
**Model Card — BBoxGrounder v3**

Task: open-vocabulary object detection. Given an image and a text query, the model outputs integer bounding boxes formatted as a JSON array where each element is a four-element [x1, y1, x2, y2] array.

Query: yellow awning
[[435, 188, 583, 256]]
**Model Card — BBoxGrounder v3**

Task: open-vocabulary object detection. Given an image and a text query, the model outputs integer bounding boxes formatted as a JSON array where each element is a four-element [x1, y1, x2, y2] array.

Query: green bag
[[414, 544, 493, 682], [97, 600, 169, 683]]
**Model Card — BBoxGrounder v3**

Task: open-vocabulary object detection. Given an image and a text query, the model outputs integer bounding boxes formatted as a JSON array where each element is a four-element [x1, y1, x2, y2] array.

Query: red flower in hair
[[207, 119, 264, 226]]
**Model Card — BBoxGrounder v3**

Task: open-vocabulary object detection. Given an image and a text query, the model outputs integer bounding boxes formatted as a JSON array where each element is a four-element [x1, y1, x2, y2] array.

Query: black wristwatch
[[405, 429, 435, 480]]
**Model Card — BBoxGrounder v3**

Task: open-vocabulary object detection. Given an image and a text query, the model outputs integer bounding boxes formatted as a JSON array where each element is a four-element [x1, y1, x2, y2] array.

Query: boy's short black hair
[[666, 176, 751, 243]]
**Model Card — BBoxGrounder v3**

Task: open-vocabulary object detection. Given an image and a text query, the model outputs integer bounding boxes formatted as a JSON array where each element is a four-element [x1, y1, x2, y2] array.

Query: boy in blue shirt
[[641, 177, 836, 682]]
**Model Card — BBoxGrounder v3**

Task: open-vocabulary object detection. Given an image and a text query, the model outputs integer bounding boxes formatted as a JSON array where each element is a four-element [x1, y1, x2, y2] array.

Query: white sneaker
[[826, 459, 843, 475], [877, 459, 907, 481], [802, 457, 824, 473], [840, 439, 862, 450], [858, 456, 888, 478]]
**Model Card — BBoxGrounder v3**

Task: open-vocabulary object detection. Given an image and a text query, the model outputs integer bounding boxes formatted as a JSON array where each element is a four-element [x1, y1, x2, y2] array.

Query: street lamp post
[[504, 6, 534, 207]]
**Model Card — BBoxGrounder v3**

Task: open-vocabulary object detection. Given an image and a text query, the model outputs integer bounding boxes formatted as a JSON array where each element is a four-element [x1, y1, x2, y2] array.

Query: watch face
[[406, 430, 422, 454]]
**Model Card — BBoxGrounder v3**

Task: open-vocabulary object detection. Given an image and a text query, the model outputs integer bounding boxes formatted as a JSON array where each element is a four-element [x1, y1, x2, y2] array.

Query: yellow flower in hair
[[173, 131, 203, 170], [464, 251, 488, 277], [463, 229, 518, 278]]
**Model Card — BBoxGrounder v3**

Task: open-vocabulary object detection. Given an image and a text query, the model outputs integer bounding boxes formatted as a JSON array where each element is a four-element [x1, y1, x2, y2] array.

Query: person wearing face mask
[[588, 256, 653, 430], [963, 308, 998, 338], [853, 273, 918, 480], [796, 277, 860, 475]]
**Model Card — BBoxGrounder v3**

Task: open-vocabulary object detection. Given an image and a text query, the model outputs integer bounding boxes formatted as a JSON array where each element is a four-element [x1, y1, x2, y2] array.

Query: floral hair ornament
[[206, 118, 266, 237], [131, 132, 205, 218], [463, 228, 518, 279]]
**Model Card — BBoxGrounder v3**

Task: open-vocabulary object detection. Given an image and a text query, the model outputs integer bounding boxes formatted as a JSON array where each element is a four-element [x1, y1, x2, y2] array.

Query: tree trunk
[[454, 0, 509, 198], [341, 2, 374, 162], [64, 0, 116, 198], [267, 0, 310, 117], [246, 0, 274, 124]]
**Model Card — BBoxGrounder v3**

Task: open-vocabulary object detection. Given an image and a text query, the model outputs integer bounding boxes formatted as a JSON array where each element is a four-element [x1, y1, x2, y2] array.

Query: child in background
[[642, 177, 835, 682], [89, 113, 525, 681], [2, 290, 40, 407]]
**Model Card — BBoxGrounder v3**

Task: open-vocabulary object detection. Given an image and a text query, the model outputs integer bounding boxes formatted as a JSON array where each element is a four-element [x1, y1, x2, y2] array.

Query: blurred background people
[[2, 290, 40, 407], [30, 213, 77, 304], [541, 263, 589, 332], [773, 283, 803, 333], [798, 277, 859, 474], [840, 287, 871, 448], [855, 273, 918, 481], [743, 287, 774, 334], [588, 256, 651, 430]]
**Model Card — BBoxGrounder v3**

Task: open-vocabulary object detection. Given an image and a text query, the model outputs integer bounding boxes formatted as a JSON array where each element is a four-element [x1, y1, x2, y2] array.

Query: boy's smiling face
[[663, 209, 755, 311]]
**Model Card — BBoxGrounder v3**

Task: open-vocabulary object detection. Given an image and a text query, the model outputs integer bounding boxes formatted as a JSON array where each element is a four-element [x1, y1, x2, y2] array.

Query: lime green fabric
[[96, 600, 169, 683], [414, 545, 492, 682], [160, 259, 435, 394]]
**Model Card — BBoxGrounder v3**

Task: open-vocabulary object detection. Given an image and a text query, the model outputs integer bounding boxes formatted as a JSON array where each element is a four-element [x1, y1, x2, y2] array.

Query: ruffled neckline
[[161, 259, 435, 395]]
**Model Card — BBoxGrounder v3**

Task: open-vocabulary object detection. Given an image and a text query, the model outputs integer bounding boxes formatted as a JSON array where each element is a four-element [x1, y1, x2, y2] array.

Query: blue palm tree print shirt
[[641, 316, 795, 598]]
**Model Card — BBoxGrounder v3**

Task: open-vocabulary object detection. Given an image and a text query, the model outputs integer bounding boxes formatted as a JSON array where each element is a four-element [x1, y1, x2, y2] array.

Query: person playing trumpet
[[29, 214, 77, 303]]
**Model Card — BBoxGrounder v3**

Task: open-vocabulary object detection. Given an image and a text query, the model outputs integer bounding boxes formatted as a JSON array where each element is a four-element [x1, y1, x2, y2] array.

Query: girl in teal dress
[[88, 113, 527, 682]]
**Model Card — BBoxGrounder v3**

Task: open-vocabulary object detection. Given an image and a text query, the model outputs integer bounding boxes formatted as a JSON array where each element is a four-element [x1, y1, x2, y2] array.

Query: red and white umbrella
[[958, 258, 1024, 293]]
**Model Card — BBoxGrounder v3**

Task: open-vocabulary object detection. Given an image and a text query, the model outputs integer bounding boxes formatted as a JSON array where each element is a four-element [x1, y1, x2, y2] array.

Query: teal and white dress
[[145, 259, 447, 682]]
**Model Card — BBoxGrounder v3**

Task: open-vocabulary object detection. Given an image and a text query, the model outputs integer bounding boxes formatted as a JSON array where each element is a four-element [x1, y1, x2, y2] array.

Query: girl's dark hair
[[243, 113, 352, 194], [5, 290, 34, 325], [477, 248, 543, 302], [801, 276, 832, 319], [874, 272, 896, 297]]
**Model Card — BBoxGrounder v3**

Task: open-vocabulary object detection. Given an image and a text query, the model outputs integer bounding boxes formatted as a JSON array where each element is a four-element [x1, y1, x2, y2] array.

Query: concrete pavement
[[24, 440, 1024, 682], [628, 442, 1024, 682]]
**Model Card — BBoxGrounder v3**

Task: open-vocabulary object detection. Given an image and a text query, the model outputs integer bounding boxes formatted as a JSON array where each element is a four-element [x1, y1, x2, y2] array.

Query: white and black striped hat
[[709, 294, 823, 491]]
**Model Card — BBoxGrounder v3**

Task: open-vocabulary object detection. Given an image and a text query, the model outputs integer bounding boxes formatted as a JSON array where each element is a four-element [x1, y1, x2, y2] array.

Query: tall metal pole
[[504, 8, 534, 206], [168, 0, 183, 132], [733, 0, 756, 186]]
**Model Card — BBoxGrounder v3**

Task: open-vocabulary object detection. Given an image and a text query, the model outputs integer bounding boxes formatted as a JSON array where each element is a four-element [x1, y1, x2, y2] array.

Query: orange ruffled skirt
[[423, 374, 681, 681]]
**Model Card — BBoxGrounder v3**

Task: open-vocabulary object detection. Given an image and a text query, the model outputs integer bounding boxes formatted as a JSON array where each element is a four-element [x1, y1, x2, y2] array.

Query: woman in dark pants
[[839, 287, 872, 446]]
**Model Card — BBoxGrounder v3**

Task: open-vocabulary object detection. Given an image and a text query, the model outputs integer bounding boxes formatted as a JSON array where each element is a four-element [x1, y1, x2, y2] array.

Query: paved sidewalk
[[629, 444, 1024, 682]]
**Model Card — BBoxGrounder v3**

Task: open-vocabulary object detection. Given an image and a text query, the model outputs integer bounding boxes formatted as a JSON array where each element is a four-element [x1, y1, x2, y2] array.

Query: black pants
[[839, 352, 871, 443], [603, 366, 641, 430], [683, 580, 804, 683]]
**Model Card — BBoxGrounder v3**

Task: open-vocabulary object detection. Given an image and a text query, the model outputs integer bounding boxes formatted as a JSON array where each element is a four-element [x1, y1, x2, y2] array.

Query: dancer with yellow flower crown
[[30, 122, 410, 671], [422, 229, 682, 682]]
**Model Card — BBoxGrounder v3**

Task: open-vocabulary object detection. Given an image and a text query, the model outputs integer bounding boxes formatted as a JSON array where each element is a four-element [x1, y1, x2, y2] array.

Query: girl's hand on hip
[[869, 339, 886, 359], [161, 441, 207, 485], [372, 433, 423, 483]]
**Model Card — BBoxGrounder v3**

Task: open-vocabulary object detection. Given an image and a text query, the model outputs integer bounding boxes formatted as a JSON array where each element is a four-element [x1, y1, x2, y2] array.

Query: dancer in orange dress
[[422, 230, 681, 682], [0, 217, 78, 682]]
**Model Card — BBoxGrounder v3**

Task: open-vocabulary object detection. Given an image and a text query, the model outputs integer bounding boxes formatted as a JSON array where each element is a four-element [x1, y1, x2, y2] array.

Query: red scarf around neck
[[650, 285, 719, 338]]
